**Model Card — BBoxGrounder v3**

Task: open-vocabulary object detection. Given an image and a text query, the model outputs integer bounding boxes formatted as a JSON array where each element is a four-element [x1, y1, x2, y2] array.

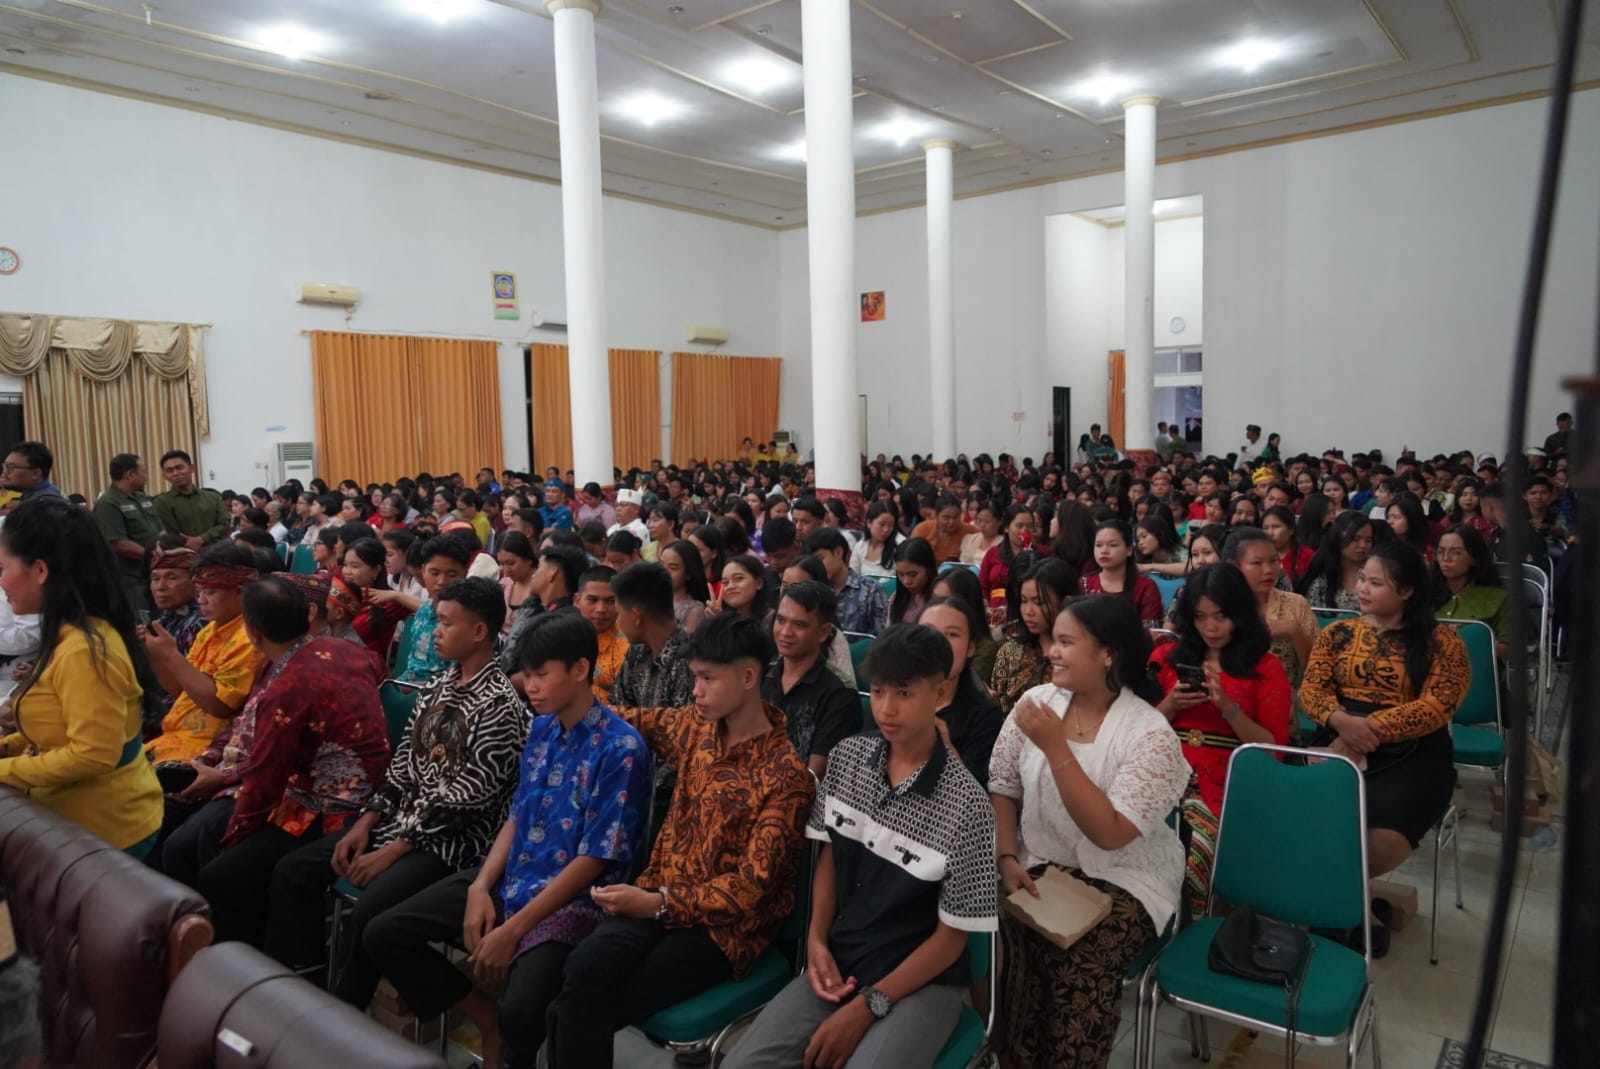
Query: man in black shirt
[[761, 581, 860, 777]]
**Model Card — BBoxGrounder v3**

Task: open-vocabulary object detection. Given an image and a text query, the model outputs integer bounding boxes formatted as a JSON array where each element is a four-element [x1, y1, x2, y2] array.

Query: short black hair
[[242, 507, 270, 529], [791, 497, 826, 521], [516, 608, 600, 680], [540, 544, 587, 596], [242, 574, 311, 644], [862, 622, 953, 687], [159, 449, 193, 467], [610, 561, 675, 620], [607, 529, 642, 556], [762, 516, 797, 553], [420, 531, 476, 569], [8, 440, 52, 478], [437, 576, 506, 635], [685, 611, 774, 667], [579, 564, 617, 591], [578, 520, 607, 545], [236, 529, 277, 555], [109, 453, 141, 481], [803, 527, 850, 558], [456, 488, 480, 509], [783, 554, 828, 584], [194, 538, 259, 572], [778, 579, 838, 628]]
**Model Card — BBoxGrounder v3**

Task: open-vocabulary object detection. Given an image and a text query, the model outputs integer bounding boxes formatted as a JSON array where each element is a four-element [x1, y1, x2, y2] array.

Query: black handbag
[[1208, 906, 1314, 1067]]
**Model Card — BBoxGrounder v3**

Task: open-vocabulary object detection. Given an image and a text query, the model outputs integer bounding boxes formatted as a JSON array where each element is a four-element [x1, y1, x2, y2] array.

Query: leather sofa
[[0, 787, 213, 1068], [156, 942, 448, 1069]]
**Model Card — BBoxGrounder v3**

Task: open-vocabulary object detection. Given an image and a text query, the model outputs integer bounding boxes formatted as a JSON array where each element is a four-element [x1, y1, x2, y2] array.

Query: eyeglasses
[[1435, 548, 1469, 559], [1, 462, 37, 473]]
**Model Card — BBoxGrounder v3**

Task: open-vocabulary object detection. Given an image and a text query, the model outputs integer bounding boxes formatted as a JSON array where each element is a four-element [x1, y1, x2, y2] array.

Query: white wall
[[780, 91, 1600, 460], [0, 74, 780, 489]]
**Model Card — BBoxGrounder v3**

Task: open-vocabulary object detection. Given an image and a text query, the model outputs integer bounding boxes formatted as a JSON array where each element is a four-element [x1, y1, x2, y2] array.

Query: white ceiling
[[0, 0, 1595, 228]]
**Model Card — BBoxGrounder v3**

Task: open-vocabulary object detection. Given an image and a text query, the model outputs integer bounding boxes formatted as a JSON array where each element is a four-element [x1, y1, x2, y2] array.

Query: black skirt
[[1310, 721, 1455, 848]]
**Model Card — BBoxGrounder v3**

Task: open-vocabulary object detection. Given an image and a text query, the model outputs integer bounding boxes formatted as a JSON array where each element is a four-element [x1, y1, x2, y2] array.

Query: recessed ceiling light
[[257, 25, 321, 60], [777, 139, 808, 163], [875, 118, 925, 145], [407, 0, 474, 22], [722, 57, 794, 94], [617, 92, 681, 126], [1219, 39, 1284, 73], [1074, 75, 1131, 105]]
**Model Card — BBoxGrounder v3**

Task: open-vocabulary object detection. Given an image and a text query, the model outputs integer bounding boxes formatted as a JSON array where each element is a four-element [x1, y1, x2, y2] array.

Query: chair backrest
[[378, 680, 421, 747], [276, 542, 290, 563], [1312, 608, 1358, 629], [867, 575, 897, 595], [1150, 575, 1185, 612], [0, 788, 214, 1069], [156, 943, 447, 1069], [290, 543, 316, 575], [1441, 618, 1500, 729], [846, 635, 873, 681], [386, 614, 413, 674], [1210, 745, 1368, 936]]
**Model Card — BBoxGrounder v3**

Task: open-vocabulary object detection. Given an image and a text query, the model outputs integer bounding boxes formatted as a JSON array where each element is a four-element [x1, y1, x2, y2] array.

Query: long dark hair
[[1298, 509, 1372, 605], [1295, 492, 1332, 553], [1449, 477, 1485, 523], [891, 537, 938, 621], [661, 539, 712, 603], [1091, 519, 1140, 605], [2, 496, 163, 730], [1428, 524, 1500, 611], [998, 504, 1033, 568], [863, 500, 902, 569], [1016, 558, 1079, 647], [343, 538, 392, 591], [1369, 542, 1438, 699], [1262, 505, 1305, 584], [1050, 500, 1097, 575], [1165, 564, 1270, 679], [1059, 595, 1164, 705], [722, 553, 775, 617], [1384, 494, 1431, 557], [1135, 509, 1183, 562]]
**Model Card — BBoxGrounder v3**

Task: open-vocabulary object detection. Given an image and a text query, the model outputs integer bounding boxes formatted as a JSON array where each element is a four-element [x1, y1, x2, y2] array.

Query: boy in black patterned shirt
[[724, 623, 998, 1069]]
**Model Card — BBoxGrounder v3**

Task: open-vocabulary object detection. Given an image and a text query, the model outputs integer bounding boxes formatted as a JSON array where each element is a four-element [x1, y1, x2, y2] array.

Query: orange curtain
[[609, 349, 661, 472], [413, 336, 503, 478], [670, 352, 736, 465], [1108, 349, 1126, 451], [530, 343, 573, 476], [312, 332, 420, 487], [729, 356, 782, 449], [312, 331, 502, 485]]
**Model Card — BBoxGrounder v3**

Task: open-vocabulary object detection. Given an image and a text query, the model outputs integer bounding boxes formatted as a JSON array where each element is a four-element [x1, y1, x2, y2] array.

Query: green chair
[[378, 679, 421, 749], [386, 615, 413, 675], [867, 575, 897, 596], [290, 543, 316, 575], [1137, 743, 1378, 1069], [1442, 617, 1503, 770], [1312, 608, 1359, 630], [637, 865, 812, 1062], [930, 931, 995, 1069], [276, 542, 290, 564], [844, 633, 874, 684]]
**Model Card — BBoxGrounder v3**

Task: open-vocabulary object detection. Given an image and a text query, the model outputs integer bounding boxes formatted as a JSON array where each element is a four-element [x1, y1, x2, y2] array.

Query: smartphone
[[154, 761, 198, 793], [136, 610, 152, 628], [1175, 663, 1207, 690]]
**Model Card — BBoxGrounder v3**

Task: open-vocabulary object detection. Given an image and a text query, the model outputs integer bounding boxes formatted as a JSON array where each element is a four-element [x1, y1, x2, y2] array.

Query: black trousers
[[144, 795, 204, 872], [363, 869, 573, 1069], [160, 795, 234, 887], [196, 816, 322, 946], [263, 828, 453, 1008], [546, 916, 731, 1069]]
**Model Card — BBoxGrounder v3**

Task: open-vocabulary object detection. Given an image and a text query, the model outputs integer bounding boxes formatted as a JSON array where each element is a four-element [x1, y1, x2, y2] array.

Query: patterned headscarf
[[149, 546, 197, 573], [193, 564, 258, 592], [328, 576, 360, 617], [1251, 466, 1277, 486], [284, 571, 331, 609]]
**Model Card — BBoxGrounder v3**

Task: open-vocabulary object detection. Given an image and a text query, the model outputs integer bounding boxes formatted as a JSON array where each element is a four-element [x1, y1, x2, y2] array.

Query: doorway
[[1051, 387, 1071, 463]]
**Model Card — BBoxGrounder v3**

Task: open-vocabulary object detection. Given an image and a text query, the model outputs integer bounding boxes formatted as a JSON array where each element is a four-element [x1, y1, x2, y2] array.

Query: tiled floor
[[452, 730, 1566, 1069]]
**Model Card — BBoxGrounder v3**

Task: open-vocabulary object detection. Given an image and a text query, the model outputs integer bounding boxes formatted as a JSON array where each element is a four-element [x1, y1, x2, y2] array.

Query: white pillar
[[1121, 94, 1160, 454], [923, 138, 957, 461], [548, 0, 613, 485], [801, 0, 861, 498]]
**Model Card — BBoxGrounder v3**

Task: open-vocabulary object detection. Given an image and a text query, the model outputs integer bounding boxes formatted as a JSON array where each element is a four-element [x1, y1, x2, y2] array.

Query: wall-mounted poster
[[860, 291, 885, 322], [492, 271, 519, 320]]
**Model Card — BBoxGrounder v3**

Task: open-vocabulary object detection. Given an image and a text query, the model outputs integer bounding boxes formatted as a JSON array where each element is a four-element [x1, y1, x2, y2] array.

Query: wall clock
[[0, 248, 18, 275]]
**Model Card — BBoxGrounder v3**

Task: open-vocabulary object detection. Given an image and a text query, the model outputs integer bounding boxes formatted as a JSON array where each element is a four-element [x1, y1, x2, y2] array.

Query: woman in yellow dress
[[0, 495, 164, 856]]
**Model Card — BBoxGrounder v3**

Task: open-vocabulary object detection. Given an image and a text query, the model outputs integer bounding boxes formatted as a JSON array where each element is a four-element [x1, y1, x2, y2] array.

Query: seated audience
[[498, 529, 540, 636], [989, 558, 1078, 716], [0, 496, 165, 856], [1262, 504, 1313, 589], [890, 537, 937, 624], [1300, 509, 1374, 610], [659, 539, 711, 632], [1431, 524, 1511, 657], [575, 565, 630, 703], [761, 515, 800, 572], [192, 576, 391, 945], [265, 577, 530, 1008], [1132, 510, 1188, 578], [1385, 494, 1433, 560], [724, 624, 997, 1069], [920, 596, 1004, 787], [363, 611, 649, 1068], [611, 563, 696, 713], [928, 566, 999, 678], [146, 545, 205, 710], [910, 493, 976, 563], [609, 488, 649, 542], [539, 483, 575, 532], [534, 543, 585, 616], [1300, 542, 1469, 956], [1079, 520, 1163, 627], [763, 581, 860, 776], [605, 529, 645, 573], [990, 595, 1189, 1069], [576, 481, 617, 530], [852, 502, 901, 580], [1151, 565, 1291, 913], [790, 497, 826, 543], [144, 542, 266, 764], [553, 614, 812, 1069], [713, 553, 777, 620], [978, 505, 1036, 611], [342, 538, 410, 658], [806, 527, 890, 636], [376, 531, 475, 684], [959, 500, 1003, 565], [1223, 527, 1317, 684]]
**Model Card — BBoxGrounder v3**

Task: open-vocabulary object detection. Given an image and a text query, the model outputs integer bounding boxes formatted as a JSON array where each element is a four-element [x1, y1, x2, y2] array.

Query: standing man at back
[[93, 453, 162, 611], [155, 450, 230, 549]]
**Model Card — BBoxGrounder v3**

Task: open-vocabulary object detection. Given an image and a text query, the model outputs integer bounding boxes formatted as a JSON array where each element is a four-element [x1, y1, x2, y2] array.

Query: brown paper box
[[1002, 867, 1113, 950]]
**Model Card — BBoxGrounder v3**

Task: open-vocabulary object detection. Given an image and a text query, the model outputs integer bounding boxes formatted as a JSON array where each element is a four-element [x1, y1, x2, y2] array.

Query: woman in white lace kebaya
[[988, 595, 1188, 1069]]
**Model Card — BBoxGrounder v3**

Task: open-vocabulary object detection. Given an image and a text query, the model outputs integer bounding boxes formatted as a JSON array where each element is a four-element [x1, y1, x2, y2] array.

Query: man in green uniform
[[94, 452, 162, 611], [155, 449, 229, 549]]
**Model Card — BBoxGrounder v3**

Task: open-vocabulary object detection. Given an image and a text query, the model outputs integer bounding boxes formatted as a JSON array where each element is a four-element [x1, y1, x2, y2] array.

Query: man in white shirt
[[1238, 424, 1263, 466], [607, 488, 649, 543]]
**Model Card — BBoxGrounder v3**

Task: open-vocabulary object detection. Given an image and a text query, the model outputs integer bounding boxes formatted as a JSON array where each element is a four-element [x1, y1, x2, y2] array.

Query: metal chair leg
[[325, 896, 347, 993], [1369, 999, 1382, 1069], [1196, 1014, 1211, 1062], [1452, 809, 1464, 909], [1430, 816, 1443, 965]]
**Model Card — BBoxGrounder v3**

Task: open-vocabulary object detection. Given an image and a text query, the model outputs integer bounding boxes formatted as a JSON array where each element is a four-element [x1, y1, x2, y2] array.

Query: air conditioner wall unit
[[299, 282, 361, 307], [276, 442, 316, 486], [686, 324, 729, 345]]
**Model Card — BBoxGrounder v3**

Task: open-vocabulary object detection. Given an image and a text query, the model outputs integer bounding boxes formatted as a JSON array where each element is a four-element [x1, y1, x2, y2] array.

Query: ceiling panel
[[0, 0, 1590, 227]]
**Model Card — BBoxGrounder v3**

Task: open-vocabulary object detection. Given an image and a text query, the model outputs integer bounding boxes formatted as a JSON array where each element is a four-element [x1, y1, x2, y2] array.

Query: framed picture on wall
[[860, 291, 885, 322]]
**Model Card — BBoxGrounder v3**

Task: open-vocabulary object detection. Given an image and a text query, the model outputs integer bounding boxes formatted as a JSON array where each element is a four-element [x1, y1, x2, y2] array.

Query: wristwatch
[[861, 985, 893, 1020], [654, 888, 670, 922]]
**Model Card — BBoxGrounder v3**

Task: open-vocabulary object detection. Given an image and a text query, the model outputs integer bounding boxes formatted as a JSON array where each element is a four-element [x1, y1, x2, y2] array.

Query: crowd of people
[[0, 414, 1571, 1069]]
